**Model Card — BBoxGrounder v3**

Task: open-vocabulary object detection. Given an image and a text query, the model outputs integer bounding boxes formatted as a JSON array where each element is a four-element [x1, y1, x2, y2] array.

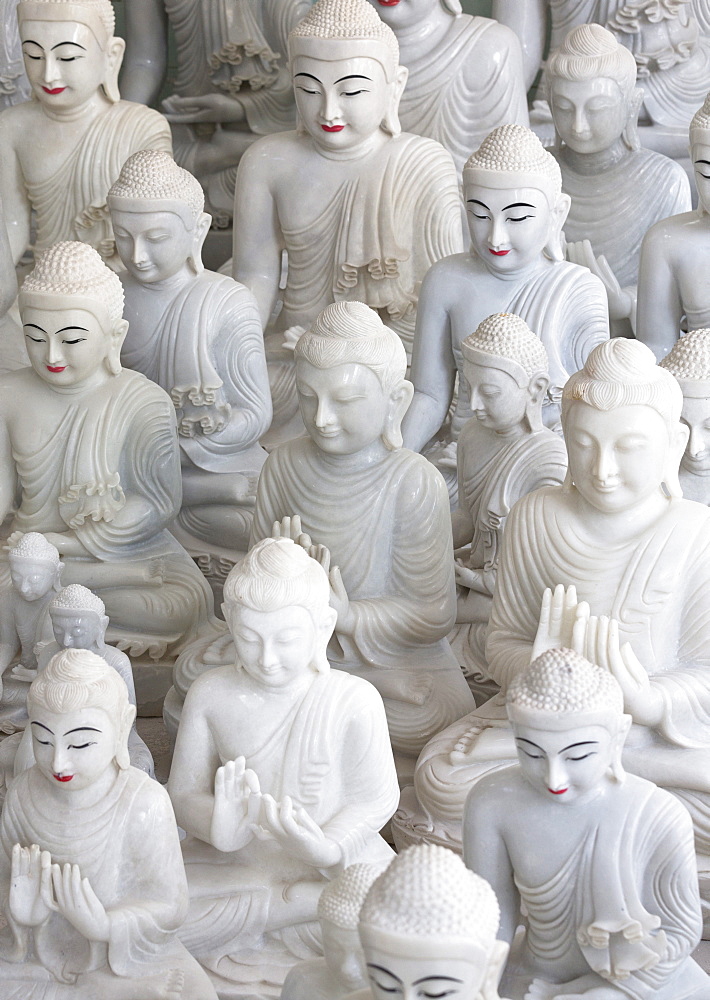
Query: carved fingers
[[532, 584, 588, 661], [9, 843, 52, 928], [257, 794, 340, 868], [49, 862, 110, 943]]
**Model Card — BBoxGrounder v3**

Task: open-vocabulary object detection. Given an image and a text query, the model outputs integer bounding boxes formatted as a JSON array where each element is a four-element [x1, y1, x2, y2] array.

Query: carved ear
[[623, 88, 643, 152], [189, 212, 211, 275], [544, 193, 571, 262], [663, 421, 689, 498], [115, 702, 136, 769], [479, 939, 509, 1000], [525, 373, 549, 432], [106, 318, 129, 375], [383, 379, 414, 451], [103, 36, 125, 104], [611, 713, 632, 783], [382, 66, 408, 137]]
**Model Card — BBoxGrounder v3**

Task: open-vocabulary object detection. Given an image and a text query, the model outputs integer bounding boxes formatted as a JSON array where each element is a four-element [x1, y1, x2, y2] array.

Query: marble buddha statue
[[394, 340, 710, 926], [0, 0, 171, 267], [348, 844, 508, 1000], [450, 314, 567, 703], [0, 0, 29, 109], [659, 328, 710, 505], [365, 0, 529, 177], [402, 123, 609, 451], [232, 0, 463, 446], [0, 241, 218, 675], [109, 150, 272, 573], [168, 536, 398, 998], [465, 648, 710, 1000], [637, 92, 710, 359], [0, 647, 218, 999], [546, 23, 691, 336]]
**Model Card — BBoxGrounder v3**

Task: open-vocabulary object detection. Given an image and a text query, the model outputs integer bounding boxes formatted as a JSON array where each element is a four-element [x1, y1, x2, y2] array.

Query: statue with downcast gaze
[[660, 328, 710, 504]]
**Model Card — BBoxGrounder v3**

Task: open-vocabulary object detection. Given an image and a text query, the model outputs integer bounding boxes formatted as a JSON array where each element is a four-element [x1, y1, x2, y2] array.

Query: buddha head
[[8, 532, 62, 602], [108, 150, 212, 282], [660, 329, 710, 478], [561, 339, 687, 512], [689, 93, 710, 216], [19, 241, 128, 385], [49, 584, 109, 651], [463, 124, 571, 272], [365, 0, 463, 31], [507, 647, 631, 802], [545, 24, 642, 155], [461, 313, 550, 434], [28, 647, 135, 786], [359, 844, 508, 1000], [295, 300, 413, 455], [222, 537, 337, 688], [18, 0, 124, 108], [288, 0, 408, 151], [318, 862, 389, 992]]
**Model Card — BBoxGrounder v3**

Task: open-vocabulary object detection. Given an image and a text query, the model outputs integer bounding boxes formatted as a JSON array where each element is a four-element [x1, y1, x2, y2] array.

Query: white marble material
[[660, 328, 710, 505], [0, 0, 28, 109]]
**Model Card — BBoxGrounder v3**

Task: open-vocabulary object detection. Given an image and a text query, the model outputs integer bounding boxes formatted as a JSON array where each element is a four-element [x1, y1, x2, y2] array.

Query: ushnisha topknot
[[108, 150, 205, 224], [50, 584, 105, 617], [690, 92, 710, 144], [9, 532, 60, 567], [508, 647, 624, 721], [20, 241, 125, 330], [18, 0, 115, 41], [224, 535, 331, 621], [463, 124, 562, 200], [462, 313, 548, 385], [289, 0, 399, 73], [660, 329, 710, 396], [317, 862, 389, 929], [545, 23, 637, 96]]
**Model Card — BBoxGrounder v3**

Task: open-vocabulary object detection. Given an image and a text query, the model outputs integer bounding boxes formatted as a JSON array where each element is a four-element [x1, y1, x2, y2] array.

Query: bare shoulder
[[642, 210, 698, 257], [239, 130, 303, 184], [184, 664, 238, 713], [0, 102, 38, 142]]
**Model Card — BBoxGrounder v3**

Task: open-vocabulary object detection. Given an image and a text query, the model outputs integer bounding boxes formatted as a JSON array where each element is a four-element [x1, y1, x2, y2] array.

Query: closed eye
[[507, 215, 534, 222], [63, 338, 86, 345], [342, 89, 369, 96], [35, 739, 52, 746], [568, 752, 596, 761], [68, 742, 96, 750], [521, 749, 544, 759], [25, 335, 45, 343]]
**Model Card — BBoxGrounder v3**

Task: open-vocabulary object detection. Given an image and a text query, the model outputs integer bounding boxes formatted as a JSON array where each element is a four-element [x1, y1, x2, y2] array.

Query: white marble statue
[[168, 536, 398, 999], [168, 302, 475, 777], [0, 241, 218, 674], [545, 23, 691, 335], [402, 123, 609, 451], [659, 328, 710, 505], [0, 0, 29, 109], [637, 92, 710, 359], [450, 314, 567, 703], [346, 844, 509, 1000], [109, 149, 272, 572], [394, 340, 710, 936], [0, 194, 26, 373], [233, 0, 463, 445], [365, 0, 529, 176], [282, 862, 388, 1000], [0, 0, 172, 267], [465, 647, 710, 1000], [0, 647, 218, 999]]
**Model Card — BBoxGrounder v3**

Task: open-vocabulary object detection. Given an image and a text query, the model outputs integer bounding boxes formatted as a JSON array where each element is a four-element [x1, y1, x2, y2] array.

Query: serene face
[[365, 0, 441, 30], [51, 612, 104, 650], [549, 76, 629, 155], [681, 393, 710, 475], [464, 360, 530, 433], [112, 209, 195, 283], [9, 559, 57, 602], [293, 54, 394, 152], [322, 920, 367, 991], [226, 604, 319, 689], [693, 143, 710, 215], [21, 19, 108, 110], [514, 722, 617, 804], [23, 304, 111, 387], [365, 943, 485, 1000], [465, 184, 555, 273], [31, 705, 118, 789], [297, 360, 392, 455], [565, 401, 671, 514]]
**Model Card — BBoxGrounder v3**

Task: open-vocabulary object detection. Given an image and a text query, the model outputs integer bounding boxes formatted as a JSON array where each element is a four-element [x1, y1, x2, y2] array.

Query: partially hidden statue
[[0, 647, 218, 999], [660, 328, 710, 504], [450, 314, 567, 703], [168, 536, 398, 998], [109, 150, 272, 571], [168, 301, 475, 779], [0, 0, 171, 267], [282, 862, 388, 1000], [0, 0, 29, 110], [637, 92, 710, 359], [0, 241, 218, 674], [402, 123, 609, 452], [233, 0, 463, 445], [347, 844, 509, 1000], [465, 648, 710, 1000]]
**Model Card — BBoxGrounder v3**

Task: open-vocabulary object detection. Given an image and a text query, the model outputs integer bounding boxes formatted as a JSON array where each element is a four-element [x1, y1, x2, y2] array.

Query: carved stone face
[[681, 393, 710, 476], [21, 19, 108, 110], [364, 943, 486, 1000], [31, 705, 118, 790], [321, 919, 367, 991], [693, 142, 710, 215], [463, 360, 531, 433], [465, 183, 556, 274], [51, 611, 105, 651], [22, 304, 111, 387], [112, 208, 195, 284], [514, 722, 617, 805], [225, 604, 320, 689], [549, 76, 629, 155], [9, 559, 57, 602], [365, 0, 441, 30]]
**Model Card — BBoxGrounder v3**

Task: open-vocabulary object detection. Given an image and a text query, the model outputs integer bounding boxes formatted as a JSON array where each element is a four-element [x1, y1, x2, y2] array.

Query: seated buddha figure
[[450, 314, 567, 703], [168, 537, 398, 998], [232, 0, 463, 445], [659, 328, 710, 505], [465, 648, 710, 1000], [0, 647, 218, 999], [637, 92, 710, 359], [0, 241, 218, 668], [0, 0, 29, 110], [402, 124, 609, 451], [109, 150, 272, 566], [0, 0, 171, 267], [395, 339, 710, 916]]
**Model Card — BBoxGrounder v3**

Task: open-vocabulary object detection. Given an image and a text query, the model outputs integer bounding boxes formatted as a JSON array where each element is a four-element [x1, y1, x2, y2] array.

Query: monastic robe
[[0, 765, 216, 999], [0, 0, 28, 111]]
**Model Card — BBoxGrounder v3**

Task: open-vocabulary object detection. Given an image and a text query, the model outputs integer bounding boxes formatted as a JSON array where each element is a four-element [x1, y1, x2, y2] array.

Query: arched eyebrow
[[51, 41, 87, 51], [696, 159, 710, 166], [55, 326, 89, 335], [22, 39, 44, 48], [294, 72, 322, 83], [335, 74, 372, 83], [503, 202, 536, 210], [467, 198, 490, 209], [31, 721, 54, 734], [367, 965, 402, 984], [516, 737, 543, 751], [561, 741, 598, 751], [63, 726, 101, 735], [414, 977, 465, 986], [23, 323, 47, 334]]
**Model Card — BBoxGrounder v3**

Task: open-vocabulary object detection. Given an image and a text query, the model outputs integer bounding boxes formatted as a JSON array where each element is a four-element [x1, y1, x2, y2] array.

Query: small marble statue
[[660, 328, 710, 504], [450, 314, 567, 703], [282, 862, 388, 1000], [402, 123, 609, 451], [0, 0, 29, 110], [465, 648, 710, 1000], [0, 0, 172, 267], [637, 92, 710, 359], [233, 0, 463, 445], [546, 23, 691, 334], [366, 0, 529, 176], [0, 647, 218, 999], [348, 843, 509, 1000], [109, 150, 272, 569], [0, 241, 218, 671], [168, 536, 398, 998]]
